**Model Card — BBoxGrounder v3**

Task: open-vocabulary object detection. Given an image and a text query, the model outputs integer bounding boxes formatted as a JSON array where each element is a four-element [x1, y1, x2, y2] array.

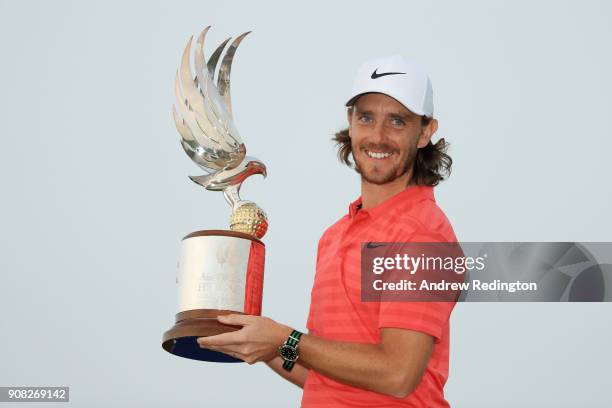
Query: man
[[198, 55, 457, 407]]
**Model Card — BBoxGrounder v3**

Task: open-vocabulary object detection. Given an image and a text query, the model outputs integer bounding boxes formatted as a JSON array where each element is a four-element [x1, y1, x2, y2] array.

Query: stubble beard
[[354, 144, 418, 185]]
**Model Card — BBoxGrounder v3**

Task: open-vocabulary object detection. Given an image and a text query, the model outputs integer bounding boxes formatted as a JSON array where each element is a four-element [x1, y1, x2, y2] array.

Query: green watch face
[[279, 344, 299, 362]]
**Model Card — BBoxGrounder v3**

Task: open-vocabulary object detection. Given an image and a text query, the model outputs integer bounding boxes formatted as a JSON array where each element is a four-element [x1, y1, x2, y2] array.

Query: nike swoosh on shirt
[[365, 242, 386, 249], [370, 69, 406, 79]]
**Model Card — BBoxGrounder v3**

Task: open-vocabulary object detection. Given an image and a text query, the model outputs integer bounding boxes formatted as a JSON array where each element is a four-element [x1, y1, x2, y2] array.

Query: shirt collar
[[348, 185, 435, 220]]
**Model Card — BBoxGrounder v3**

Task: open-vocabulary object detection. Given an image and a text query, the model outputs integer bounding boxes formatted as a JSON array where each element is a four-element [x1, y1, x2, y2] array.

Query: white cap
[[345, 55, 434, 117]]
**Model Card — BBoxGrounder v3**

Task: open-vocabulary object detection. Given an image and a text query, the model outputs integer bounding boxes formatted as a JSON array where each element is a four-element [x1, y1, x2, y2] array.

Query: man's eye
[[391, 118, 405, 127], [358, 115, 372, 123]]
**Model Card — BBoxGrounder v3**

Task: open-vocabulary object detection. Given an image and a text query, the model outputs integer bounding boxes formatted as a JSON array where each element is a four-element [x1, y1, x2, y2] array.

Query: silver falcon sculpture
[[172, 26, 268, 238]]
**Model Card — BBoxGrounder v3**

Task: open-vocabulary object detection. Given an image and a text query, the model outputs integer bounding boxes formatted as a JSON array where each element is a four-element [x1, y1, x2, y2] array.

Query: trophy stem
[[223, 184, 242, 208]]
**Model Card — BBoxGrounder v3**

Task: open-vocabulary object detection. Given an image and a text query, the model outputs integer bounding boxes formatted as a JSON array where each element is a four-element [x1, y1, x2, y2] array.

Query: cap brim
[[345, 94, 362, 107], [344, 91, 427, 116]]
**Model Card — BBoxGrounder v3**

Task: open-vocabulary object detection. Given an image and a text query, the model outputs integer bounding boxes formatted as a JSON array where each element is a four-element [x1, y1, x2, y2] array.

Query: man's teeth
[[366, 150, 392, 159]]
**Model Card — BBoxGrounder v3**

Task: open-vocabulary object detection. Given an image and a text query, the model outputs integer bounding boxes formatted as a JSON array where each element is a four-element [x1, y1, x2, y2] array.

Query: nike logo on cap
[[371, 68, 406, 79]]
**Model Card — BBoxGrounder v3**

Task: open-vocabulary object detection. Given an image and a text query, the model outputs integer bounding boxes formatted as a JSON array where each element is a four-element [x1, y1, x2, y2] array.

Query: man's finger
[[226, 351, 245, 361], [217, 313, 252, 326], [197, 331, 243, 347]]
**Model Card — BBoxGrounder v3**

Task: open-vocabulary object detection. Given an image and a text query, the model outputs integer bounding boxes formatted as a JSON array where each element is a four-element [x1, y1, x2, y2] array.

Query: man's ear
[[417, 118, 438, 148]]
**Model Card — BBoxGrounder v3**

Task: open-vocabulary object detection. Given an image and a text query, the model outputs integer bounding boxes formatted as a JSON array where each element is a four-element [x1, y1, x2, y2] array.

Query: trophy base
[[162, 309, 245, 363]]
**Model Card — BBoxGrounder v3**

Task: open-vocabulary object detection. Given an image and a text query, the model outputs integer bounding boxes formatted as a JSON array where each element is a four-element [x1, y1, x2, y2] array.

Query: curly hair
[[332, 113, 452, 186]]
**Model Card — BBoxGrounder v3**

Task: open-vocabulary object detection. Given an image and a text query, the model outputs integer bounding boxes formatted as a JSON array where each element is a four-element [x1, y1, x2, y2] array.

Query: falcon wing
[[172, 27, 249, 172]]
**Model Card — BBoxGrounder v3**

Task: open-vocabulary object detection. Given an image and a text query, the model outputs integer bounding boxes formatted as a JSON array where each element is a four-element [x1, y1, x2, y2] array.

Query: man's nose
[[370, 121, 387, 144]]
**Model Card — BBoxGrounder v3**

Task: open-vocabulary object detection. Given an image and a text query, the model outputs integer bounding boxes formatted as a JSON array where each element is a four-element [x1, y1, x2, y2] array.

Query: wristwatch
[[278, 329, 303, 371]]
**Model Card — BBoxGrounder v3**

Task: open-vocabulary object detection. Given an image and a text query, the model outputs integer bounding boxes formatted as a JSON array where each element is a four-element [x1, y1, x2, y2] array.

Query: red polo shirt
[[301, 185, 458, 407]]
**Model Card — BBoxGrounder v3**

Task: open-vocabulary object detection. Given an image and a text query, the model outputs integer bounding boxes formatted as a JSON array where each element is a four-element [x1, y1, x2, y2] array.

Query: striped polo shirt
[[302, 185, 458, 407]]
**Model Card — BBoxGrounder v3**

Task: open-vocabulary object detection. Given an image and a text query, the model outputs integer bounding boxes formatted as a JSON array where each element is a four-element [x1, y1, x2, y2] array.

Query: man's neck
[[360, 171, 414, 210]]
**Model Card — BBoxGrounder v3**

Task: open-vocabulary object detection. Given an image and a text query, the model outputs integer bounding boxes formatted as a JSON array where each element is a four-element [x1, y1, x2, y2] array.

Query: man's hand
[[198, 315, 435, 398], [197, 314, 293, 364]]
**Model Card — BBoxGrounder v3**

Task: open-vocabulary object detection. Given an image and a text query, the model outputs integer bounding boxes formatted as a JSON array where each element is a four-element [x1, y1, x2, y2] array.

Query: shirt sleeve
[[377, 227, 458, 343], [378, 301, 455, 343]]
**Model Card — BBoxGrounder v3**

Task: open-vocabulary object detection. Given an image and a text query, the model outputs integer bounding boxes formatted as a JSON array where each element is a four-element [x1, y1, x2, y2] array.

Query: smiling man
[[198, 55, 457, 407]]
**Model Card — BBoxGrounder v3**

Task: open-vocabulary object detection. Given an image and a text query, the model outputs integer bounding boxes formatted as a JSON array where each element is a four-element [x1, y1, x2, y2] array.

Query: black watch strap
[[281, 330, 303, 371]]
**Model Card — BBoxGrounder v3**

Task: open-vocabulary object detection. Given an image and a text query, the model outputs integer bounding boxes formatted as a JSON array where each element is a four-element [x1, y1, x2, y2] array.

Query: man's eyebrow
[[354, 107, 417, 120], [354, 107, 373, 115], [389, 111, 416, 120]]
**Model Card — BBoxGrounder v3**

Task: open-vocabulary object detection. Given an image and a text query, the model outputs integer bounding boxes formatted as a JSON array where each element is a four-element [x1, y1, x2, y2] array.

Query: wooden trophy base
[[162, 309, 245, 363]]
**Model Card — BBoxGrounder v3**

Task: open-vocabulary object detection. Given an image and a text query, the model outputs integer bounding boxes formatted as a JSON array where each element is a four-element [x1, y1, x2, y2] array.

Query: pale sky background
[[1, 0, 611, 407]]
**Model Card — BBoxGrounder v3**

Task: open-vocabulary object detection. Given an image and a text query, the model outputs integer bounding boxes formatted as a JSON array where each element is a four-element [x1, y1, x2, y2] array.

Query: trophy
[[162, 26, 268, 363]]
